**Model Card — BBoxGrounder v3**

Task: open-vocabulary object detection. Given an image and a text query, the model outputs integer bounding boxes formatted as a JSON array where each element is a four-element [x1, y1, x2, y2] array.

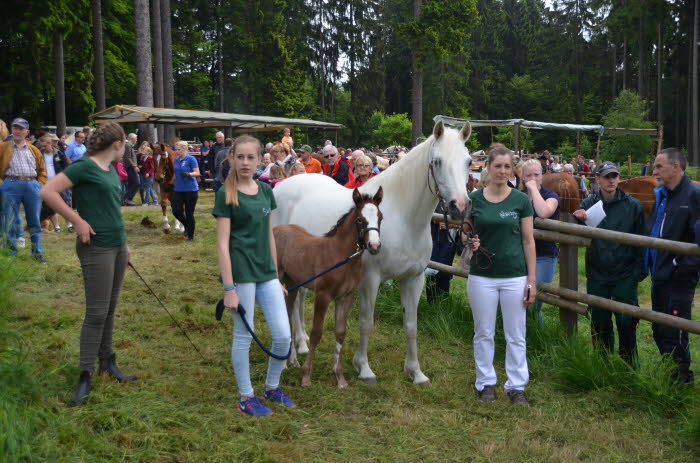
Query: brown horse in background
[[618, 176, 658, 218], [542, 172, 581, 213], [274, 187, 384, 389], [153, 143, 182, 234]]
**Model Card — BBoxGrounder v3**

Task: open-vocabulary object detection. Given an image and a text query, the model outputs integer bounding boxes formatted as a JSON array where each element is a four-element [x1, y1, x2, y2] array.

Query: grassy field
[[2, 192, 699, 462]]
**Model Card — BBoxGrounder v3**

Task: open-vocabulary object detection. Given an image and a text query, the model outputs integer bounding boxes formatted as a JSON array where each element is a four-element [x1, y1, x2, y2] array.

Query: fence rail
[[428, 212, 699, 336]]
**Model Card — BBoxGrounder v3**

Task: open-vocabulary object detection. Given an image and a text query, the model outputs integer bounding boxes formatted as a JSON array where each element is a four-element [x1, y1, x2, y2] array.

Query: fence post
[[558, 213, 578, 335]]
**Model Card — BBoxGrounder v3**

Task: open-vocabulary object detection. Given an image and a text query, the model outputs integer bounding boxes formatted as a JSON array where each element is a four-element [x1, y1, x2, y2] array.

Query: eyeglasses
[[324, 154, 334, 158], [356, 164, 371, 168]]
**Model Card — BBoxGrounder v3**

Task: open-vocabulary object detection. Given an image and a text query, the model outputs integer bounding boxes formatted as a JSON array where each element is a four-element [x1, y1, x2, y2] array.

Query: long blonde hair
[[0, 119, 7, 141], [224, 135, 262, 206]]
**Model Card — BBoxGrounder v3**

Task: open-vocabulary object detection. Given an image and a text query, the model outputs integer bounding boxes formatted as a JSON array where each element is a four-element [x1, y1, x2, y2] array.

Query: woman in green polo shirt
[[213, 134, 294, 417], [467, 144, 536, 407], [40, 122, 136, 407]]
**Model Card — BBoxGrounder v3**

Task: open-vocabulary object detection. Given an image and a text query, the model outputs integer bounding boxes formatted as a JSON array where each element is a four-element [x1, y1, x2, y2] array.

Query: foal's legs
[[333, 292, 355, 389], [399, 272, 430, 385], [284, 287, 301, 368], [301, 292, 332, 387], [292, 288, 310, 354]]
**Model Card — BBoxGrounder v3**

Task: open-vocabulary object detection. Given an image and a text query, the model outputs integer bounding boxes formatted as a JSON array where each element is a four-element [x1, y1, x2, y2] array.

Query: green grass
[[2, 192, 699, 462]]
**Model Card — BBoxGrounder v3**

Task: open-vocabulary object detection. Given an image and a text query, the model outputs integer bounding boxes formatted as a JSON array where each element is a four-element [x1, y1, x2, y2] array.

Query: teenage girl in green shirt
[[40, 122, 137, 407], [213, 135, 295, 417], [467, 144, 536, 407]]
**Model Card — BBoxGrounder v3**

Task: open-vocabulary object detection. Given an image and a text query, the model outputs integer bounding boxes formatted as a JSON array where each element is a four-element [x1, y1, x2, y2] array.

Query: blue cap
[[11, 118, 29, 130]]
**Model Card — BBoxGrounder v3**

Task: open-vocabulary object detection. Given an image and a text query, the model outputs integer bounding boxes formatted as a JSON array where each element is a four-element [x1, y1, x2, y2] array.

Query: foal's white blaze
[[361, 203, 381, 251]]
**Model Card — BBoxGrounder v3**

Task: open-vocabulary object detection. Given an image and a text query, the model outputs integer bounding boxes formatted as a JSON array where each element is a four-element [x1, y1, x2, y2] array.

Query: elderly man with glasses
[[322, 144, 353, 186]]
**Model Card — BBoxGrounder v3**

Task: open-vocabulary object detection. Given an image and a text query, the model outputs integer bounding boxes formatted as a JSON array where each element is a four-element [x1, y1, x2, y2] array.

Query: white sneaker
[[142, 203, 149, 207], [17, 237, 26, 248]]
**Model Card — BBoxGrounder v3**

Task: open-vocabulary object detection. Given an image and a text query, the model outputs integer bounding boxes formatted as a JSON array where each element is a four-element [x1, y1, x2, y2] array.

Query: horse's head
[[353, 186, 383, 255], [428, 120, 473, 219], [153, 143, 172, 183]]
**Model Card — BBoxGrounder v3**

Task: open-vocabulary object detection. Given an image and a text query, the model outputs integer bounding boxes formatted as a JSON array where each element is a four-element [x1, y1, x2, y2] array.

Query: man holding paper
[[573, 162, 646, 365]]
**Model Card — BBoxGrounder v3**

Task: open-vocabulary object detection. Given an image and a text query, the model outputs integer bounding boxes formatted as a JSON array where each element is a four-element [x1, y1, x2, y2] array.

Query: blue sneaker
[[263, 387, 297, 408], [237, 396, 273, 417]]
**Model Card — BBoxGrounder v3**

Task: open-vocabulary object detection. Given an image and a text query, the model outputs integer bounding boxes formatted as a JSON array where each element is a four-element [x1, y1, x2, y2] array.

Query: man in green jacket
[[573, 162, 646, 365]]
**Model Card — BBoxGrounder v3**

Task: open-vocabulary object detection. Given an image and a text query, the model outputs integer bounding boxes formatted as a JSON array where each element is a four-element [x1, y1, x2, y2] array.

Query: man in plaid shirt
[[0, 118, 48, 262]]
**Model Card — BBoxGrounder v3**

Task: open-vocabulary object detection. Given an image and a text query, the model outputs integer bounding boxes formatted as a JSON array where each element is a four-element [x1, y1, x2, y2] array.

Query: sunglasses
[[324, 154, 334, 158]]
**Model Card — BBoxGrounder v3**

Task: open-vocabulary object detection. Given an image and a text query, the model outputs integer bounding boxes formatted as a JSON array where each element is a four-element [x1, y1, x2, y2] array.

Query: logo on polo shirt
[[499, 211, 518, 219], [262, 207, 271, 216]]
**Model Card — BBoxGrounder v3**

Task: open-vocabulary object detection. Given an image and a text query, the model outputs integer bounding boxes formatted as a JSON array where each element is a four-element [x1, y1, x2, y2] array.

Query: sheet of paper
[[585, 200, 606, 228]]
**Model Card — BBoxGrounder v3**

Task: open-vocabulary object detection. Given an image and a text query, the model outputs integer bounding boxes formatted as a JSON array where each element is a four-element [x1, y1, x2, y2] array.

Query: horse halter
[[428, 146, 468, 254], [355, 214, 380, 250]]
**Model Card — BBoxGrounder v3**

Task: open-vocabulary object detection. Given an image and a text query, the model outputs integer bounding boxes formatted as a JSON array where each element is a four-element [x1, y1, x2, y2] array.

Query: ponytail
[[224, 135, 261, 206]]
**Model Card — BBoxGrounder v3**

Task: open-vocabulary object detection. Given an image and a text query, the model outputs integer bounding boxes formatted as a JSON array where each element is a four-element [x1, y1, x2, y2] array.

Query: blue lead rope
[[215, 300, 292, 360], [215, 249, 363, 360]]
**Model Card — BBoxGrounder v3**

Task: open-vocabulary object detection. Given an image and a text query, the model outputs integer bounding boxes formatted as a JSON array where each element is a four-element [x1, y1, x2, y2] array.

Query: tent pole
[[514, 124, 520, 154], [595, 134, 601, 164]]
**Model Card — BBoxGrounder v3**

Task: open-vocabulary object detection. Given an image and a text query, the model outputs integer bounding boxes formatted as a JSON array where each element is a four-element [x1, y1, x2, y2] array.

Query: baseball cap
[[11, 118, 29, 130], [298, 144, 312, 153], [49, 133, 60, 141], [596, 161, 619, 176]]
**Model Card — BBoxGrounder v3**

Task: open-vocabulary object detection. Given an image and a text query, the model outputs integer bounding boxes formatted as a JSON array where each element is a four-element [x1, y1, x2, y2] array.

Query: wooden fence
[[429, 212, 700, 335]]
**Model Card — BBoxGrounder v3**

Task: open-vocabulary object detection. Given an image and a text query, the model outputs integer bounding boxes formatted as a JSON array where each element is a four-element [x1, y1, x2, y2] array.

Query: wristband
[[224, 284, 237, 292]]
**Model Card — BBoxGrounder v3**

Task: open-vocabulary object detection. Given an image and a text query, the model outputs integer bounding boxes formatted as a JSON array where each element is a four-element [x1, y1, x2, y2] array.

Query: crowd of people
[[1, 117, 698, 414]]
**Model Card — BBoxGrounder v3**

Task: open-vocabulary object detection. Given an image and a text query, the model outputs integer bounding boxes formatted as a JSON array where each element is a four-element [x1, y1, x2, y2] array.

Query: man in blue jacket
[[644, 148, 700, 384]]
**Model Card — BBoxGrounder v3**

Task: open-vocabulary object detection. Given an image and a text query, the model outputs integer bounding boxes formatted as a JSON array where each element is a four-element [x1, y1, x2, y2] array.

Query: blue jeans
[[0, 178, 43, 256], [231, 279, 291, 397], [532, 256, 558, 326], [142, 177, 157, 204]]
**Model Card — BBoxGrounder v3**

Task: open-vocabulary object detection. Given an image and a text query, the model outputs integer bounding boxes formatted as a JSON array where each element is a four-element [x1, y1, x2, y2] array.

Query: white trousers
[[467, 275, 529, 392]]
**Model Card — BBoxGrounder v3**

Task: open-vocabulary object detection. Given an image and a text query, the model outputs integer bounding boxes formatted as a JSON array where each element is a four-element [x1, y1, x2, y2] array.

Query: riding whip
[[128, 262, 207, 361]]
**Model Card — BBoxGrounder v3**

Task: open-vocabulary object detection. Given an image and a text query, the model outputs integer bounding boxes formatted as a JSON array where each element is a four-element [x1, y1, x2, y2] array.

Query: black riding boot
[[98, 353, 137, 382], [69, 370, 92, 407]]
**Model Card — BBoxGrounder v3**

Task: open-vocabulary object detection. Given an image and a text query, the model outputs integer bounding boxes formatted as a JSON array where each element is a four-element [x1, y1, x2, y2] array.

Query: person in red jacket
[[322, 145, 353, 185], [140, 146, 157, 205], [344, 155, 374, 188]]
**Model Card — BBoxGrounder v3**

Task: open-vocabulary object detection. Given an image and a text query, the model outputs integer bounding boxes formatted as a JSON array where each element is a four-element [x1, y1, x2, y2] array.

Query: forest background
[[1, 0, 699, 164]]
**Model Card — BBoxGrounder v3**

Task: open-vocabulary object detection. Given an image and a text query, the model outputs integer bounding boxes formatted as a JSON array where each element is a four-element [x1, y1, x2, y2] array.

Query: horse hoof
[[337, 380, 349, 389], [296, 343, 309, 355], [359, 376, 377, 386], [415, 379, 431, 387], [301, 377, 311, 388], [163, 229, 170, 234]]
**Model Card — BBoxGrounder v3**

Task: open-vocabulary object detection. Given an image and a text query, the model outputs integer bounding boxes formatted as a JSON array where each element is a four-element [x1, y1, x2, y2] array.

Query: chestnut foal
[[274, 187, 383, 388]]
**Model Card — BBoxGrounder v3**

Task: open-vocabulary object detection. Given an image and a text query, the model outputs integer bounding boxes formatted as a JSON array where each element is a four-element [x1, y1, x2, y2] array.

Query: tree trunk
[[151, 0, 164, 141], [688, 31, 695, 158], [693, 0, 699, 165], [623, 37, 628, 90], [217, 41, 224, 112], [656, 23, 663, 127], [637, 12, 645, 101], [53, 29, 66, 136], [161, 0, 175, 144], [411, 0, 423, 147], [134, 0, 154, 142], [92, 0, 106, 111], [612, 42, 617, 100]]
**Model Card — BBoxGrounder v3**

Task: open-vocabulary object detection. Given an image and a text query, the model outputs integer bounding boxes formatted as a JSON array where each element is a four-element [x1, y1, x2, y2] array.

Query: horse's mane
[[362, 134, 435, 195], [324, 195, 373, 237]]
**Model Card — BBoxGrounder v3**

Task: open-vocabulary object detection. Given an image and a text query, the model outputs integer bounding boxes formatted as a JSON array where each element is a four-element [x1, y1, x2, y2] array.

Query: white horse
[[272, 120, 472, 385]]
